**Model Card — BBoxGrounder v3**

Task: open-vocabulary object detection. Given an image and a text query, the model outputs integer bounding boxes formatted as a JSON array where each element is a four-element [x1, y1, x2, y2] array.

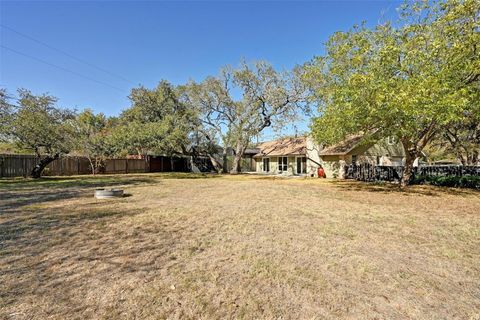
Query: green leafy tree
[[74, 109, 108, 174], [0, 89, 14, 142], [182, 61, 307, 174], [5, 89, 75, 178], [304, 0, 479, 186], [442, 112, 480, 165], [111, 81, 195, 158]]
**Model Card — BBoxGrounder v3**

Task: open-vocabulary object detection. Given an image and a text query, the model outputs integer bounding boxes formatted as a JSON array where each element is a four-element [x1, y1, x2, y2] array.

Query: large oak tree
[[182, 61, 308, 173], [2, 89, 75, 178], [110, 81, 195, 158]]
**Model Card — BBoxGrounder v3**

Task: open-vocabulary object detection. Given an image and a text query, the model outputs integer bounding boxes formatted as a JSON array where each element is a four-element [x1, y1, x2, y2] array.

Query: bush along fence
[[345, 164, 480, 189], [0, 154, 197, 178]]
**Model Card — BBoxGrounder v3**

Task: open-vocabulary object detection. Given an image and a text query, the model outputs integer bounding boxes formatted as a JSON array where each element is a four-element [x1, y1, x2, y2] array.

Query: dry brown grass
[[1, 174, 479, 319]]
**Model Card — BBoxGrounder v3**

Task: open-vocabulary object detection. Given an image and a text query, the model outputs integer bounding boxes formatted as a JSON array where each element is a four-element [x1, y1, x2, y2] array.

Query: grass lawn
[[1, 173, 479, 319]]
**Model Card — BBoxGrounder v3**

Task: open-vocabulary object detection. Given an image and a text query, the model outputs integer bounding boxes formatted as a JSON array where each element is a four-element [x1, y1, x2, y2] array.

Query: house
[[319, 135, 405, 178], [251, 135, 406, 178], [253, 136, 322, 176]]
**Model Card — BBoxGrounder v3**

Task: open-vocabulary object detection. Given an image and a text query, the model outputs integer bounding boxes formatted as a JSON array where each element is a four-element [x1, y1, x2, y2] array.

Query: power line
[[0, 24, 134, 84], [1, 44, 126, 92]]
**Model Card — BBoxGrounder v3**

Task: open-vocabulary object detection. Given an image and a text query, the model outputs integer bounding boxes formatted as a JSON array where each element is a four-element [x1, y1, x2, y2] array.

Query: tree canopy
[[2, 89, 76, 177], [182, 60, 308, 173], [304, 0, 479, 185], [73, 109, 109, 174], [110, 80, 196, 157]]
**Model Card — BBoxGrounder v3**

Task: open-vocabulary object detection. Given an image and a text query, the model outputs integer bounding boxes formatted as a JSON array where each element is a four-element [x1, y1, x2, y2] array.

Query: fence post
[[125, 159, 128, 174], [23, 157, 26, 178]]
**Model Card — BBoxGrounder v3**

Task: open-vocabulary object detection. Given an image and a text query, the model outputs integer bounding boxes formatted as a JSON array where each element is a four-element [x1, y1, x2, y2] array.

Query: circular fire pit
[[94, 188, 124, 199]]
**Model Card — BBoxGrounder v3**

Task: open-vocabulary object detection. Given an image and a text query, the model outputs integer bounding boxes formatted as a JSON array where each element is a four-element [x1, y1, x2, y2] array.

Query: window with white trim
[[278, 156, 288, 172]]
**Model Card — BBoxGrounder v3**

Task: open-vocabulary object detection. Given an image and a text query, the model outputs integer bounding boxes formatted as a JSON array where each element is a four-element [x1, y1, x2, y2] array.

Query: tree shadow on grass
[[0, 204, 138, 247], [0, 172, 220, 191], [0, 175, 159, 191], [329, 180, 479, 197], [0, 176, 160, 212], [0, 202, 183, 310]]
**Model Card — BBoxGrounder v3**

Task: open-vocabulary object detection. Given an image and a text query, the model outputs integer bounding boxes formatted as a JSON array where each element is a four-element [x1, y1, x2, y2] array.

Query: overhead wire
[[1, 44, 126, 92], [1, 24, 134, 85]]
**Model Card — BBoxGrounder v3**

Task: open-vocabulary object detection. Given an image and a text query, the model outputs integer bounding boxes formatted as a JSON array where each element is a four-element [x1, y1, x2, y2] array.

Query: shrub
[[413, 175, 480, 189]]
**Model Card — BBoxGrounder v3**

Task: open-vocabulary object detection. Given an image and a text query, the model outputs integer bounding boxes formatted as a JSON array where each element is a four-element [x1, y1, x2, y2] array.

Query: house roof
[[244, 148, 261, 155], [253, 137, 307, 158], [319, 135, 365, 156]]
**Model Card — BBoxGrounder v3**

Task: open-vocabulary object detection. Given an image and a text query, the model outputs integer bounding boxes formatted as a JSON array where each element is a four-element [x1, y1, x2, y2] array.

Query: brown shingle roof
[[319, 135, 364, 156], [253, 137, 307, 158]]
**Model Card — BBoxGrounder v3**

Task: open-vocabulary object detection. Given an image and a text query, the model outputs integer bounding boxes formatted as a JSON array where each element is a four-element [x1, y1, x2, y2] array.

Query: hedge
[[413, 175, 480, 189]]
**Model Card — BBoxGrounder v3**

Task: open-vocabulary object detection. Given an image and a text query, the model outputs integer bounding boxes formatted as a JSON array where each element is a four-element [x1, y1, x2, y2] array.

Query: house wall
[[306, 136, 322, 177], [353, 139, 405, 158], [223, 154, 257, 172], [255, 156, 298, 175], [319, 139, 406, 178], [240, 155, 256, 172], [319, 155, 344, 178]]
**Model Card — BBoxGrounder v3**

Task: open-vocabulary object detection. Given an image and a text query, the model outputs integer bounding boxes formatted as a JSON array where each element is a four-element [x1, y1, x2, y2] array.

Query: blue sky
[[1, 0, 400, 139]]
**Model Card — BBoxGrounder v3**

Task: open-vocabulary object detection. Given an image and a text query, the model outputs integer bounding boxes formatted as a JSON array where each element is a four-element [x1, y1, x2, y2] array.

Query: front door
[[263, 158, 270, 172], [296, 157, 307, 174]]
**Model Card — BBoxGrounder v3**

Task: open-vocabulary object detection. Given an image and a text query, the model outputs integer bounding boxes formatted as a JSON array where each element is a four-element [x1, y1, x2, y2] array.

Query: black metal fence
[[345, 164, 480, 183]]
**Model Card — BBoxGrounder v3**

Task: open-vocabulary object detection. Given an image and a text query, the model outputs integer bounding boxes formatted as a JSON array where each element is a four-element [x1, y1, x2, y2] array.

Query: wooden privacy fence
[[0, 154, 148, 177], [104, 158, 148, 174], [345, 164, 480, 182]]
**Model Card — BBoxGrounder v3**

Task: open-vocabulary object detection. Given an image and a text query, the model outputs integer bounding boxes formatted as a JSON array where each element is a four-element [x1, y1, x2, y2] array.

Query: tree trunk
[[87, 156, 95, 175], [31, 153, 59, 178], [400, 122, 437, 187], [470, 150, 479, 165], [207, 154, 222, 172], [222, 148, 228, 173], [95, 158, 104, 174], [230, 142, 246, 174], [400, 151, 416, 188]]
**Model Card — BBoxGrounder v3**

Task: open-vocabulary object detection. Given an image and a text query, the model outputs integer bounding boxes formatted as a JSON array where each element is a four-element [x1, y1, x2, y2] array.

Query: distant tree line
[[0, 62, 308, 178], [1, 0, 478, 184]]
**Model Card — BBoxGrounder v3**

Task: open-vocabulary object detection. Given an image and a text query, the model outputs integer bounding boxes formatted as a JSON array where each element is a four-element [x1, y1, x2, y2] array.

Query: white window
[[278, 156, 288, 172]]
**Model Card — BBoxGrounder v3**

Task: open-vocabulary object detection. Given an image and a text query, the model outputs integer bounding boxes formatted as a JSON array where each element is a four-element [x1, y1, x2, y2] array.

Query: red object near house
[[317, 167, 326, 178]]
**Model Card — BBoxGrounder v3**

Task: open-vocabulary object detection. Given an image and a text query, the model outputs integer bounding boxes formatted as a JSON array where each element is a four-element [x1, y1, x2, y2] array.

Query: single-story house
[[251, 135, 406, 178], [253, 136, 322, 176], [319, 135, 406, 178]]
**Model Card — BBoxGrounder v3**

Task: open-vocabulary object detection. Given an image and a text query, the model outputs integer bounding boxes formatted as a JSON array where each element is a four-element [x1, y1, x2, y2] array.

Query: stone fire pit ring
[[94, 188, 124, 199]]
